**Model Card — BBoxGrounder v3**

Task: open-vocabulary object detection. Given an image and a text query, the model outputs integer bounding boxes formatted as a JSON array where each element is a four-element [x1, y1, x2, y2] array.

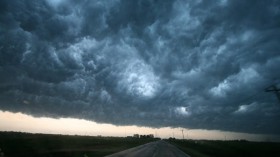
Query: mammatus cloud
[[0, 0, 280, 134]]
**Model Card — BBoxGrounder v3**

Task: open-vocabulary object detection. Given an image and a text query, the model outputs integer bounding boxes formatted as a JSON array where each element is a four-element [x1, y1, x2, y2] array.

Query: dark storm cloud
[[1, 0, 280, 135]]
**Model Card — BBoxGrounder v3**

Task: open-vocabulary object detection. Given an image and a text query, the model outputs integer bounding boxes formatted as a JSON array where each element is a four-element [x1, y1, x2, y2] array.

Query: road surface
[[105, 140, 190, 157]]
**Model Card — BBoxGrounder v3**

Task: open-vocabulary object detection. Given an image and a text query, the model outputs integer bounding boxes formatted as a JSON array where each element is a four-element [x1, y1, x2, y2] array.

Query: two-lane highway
[[105, 140, 190, 157]]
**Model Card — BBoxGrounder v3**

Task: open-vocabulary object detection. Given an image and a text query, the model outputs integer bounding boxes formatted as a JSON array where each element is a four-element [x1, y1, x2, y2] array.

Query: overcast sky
[[0, 0, 280, 136]]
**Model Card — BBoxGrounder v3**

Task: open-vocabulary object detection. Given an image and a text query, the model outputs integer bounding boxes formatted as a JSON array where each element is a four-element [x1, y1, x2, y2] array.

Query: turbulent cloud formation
[[1, 0, 280, 135]]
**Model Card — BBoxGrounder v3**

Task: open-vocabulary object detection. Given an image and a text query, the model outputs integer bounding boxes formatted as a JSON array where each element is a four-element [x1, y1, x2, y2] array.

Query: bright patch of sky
[[1, 110, 279, 142]]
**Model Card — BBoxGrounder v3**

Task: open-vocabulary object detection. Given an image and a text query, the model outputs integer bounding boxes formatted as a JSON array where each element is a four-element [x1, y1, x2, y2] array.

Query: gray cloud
[[1, 0, 280, 135]]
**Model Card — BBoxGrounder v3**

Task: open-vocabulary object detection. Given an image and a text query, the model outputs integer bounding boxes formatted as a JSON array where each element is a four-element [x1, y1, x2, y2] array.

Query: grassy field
[[168, 139, 280, 157], [1, 132, 280, 157], [0, 132, 157, 157]]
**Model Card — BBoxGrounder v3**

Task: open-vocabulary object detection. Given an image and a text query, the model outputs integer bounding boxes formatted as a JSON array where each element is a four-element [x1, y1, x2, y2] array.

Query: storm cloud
[[1, 0, 280, 135]]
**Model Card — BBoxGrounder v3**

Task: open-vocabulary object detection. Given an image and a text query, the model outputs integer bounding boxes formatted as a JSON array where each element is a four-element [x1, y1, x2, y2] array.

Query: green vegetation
[[2, 132, 280, 157], [167, 139, 280, 157], [0, 132, 157, 157]]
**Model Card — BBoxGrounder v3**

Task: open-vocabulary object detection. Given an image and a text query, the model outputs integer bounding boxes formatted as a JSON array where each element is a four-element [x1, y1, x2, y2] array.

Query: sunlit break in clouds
[[1, 0, 280, 140]]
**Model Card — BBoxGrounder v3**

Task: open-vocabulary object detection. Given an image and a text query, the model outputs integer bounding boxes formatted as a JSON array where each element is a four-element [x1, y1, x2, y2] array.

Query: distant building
[[133, 134, 139, 138], [131, 134, 154, 139], [148, 134, 154, 138], [140, 134, 154, 138]]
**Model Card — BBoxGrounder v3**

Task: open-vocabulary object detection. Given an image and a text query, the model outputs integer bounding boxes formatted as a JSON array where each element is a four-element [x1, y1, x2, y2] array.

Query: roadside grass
[[167, 139, 280, 157], [0, 132, 157, 157], [2, 132, 280, 157]]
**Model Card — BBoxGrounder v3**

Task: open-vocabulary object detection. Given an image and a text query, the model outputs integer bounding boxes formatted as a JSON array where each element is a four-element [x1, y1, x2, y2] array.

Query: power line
[[233, 81, 280, 106], [265, 84, 280, 104], [181, 129, 184, 140]]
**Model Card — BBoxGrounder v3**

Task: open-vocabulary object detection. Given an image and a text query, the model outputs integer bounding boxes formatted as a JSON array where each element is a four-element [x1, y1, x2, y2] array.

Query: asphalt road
[[105, 140, 190, 157]]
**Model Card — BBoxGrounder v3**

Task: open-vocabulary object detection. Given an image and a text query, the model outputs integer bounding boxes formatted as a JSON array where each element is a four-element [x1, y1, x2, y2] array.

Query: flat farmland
[[168, 139, 280, 157], [0, 132, 157, 157], [1, 132, 280, 157]]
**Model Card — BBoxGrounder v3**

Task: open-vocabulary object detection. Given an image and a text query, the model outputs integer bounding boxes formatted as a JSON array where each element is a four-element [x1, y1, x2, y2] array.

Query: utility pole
[[155, 130, 158, 138], [265, 85, 280, 103], [125, 128, 126, 137], [181, 129, 184, 140]]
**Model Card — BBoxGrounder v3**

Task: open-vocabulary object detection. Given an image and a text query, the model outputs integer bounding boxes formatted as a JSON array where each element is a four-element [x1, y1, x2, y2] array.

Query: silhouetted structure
[[130, 134, 154, 139], [140, 134, 154, 138]]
